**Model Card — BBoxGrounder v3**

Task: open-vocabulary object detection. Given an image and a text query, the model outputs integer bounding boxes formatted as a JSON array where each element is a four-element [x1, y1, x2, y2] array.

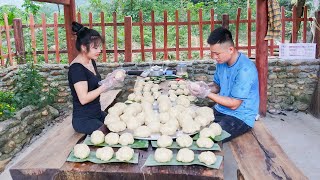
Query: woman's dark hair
[[72, 21, 104, 52], [207, 27, 234, 46]]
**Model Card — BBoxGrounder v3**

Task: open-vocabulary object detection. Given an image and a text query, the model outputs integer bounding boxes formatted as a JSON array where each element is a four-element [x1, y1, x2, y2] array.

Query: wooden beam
[[63, 0, 77, 63], [32, 0, 70, 5], [256, 0, 268, 116]]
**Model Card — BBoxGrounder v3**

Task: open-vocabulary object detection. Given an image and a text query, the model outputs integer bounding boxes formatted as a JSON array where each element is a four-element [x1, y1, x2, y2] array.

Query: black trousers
[[72, 111, 107, 135], [214, 108, 252, 143]]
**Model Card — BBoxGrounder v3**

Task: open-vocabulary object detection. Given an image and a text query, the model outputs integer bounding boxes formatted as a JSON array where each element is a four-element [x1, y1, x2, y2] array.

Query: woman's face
[[82, 42, 101, 60]]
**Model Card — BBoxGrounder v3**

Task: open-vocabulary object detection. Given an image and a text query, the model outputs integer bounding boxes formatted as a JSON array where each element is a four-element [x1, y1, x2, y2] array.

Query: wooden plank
[[13, 18, 25, 64], [4, 13, 13, 65], [54, 13, 60, 63], [113, 12, 118, 62], [139, 11, 145, 61], [316, 11, 320, 58], [302, 6, 307, 43], [10, 90, 121, 179], [89, 12, 93, 29], [247, 8, 252, 57], [151, 10, 156, 60], [199, 9, 203, 59], [235, 8, 241, 49], [77, 12, 81, 23], [292, 6, 297, 43], [281, 6, 285, 43], [100, 12, 107, 62], [124, 16, 132, 62], [42, 13, 49, 63], [0, 26, 4, 66], [256, 0, 268, 116], [32, 0, 70, 5], [29, 14, 37, 63], [210, 9, 215, 59], [64, 0, 77, 64], [164, 10, 168, 60], [229, 121, 307, 180], [175, 10, 180, 60], [222, 14, 229, 29], [187, 10, 192, 59], [270, 39, 274, 56]]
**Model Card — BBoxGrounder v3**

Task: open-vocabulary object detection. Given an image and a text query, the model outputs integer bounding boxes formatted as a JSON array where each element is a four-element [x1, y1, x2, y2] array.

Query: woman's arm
[[207, 93, 242, 110], [74, 81, 106, 105]]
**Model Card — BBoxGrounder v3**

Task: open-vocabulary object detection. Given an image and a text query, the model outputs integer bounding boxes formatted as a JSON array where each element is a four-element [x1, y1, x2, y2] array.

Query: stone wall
[[0, 58, 319, 112], [0, 105, 59, 171]]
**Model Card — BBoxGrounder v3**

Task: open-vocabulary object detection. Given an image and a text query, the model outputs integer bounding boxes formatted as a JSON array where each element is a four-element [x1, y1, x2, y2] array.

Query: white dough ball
[[119, 133, 134, 146], [198, 151, 217, 165], [199, 128, 215, 138], [176, 96, 190, 107], [159, 112, 170, 124], [105, 133, 119, 145], [104, 114, 121, 125], [74, 144, 90, 159], [134, 126, 151, 137], [194, 115, 211, 127], [157, 135, 173, 147], [176, 148, 194, 163], [209, 123, 222, 136], [114, 70, 126, 80], [196, 137, 214, 148], [187, 95, 197, 101], [96, 147, 114, 161], [126, 118, 140, 130], [160, 123, 177, 136], [147, 121, 161, 133], [91, 130, 105, 145], [154, 148, 173, 163], [116, 146, 134, 161], [107, 121, 126, 132], [128, 93, 136, 101], [176, 134, 193, 147]]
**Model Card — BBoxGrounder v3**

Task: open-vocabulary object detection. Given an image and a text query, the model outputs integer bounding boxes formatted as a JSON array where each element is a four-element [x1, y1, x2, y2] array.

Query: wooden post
[[222, 14, 229, 29], [124, 16, 132, 62], [256, 0, 268, 116], [315, 11, 320, 58], [63, 0, 77, 63], [13, 18, 25, 64]]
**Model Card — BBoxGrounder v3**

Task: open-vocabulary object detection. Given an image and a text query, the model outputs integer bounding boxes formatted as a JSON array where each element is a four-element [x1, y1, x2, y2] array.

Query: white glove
[[187, 81, 211, 98]]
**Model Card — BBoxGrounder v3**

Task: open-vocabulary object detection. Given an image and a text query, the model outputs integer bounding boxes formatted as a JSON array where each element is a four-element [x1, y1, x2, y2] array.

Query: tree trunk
[[290, 0, 306, 42]]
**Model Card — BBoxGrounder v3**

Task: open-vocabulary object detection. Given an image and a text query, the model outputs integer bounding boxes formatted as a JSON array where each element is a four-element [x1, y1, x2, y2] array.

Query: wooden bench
[[229, 120, 307, 180], [10, 89, 224, 180]]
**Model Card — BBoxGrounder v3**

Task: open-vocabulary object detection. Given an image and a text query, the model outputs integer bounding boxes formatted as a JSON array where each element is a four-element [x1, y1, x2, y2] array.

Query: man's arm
[[207, 93, 242, 110]]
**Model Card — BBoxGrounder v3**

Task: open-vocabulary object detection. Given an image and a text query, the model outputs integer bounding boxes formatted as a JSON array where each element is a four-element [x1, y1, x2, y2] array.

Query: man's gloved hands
[[187, 81, 211, 98], [99, 69, 126, 91]]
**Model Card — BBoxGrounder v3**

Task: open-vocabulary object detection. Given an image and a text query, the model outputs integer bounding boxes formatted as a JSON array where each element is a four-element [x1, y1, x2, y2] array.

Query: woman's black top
[[68, 60, 102, 118]]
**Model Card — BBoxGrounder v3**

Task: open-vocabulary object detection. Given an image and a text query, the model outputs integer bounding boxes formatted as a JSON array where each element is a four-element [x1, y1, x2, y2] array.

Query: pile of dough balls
[[176, 148, 194, 163], [168, 80, 196, 102], [91, 130, 105, 145], [198, 151, 217, 165], [129, 79, 161, 103], [74, 144, 90, 159], [96, 147, 114, 161], [154, 148, 173, 163], [116, 146, 134, 161]]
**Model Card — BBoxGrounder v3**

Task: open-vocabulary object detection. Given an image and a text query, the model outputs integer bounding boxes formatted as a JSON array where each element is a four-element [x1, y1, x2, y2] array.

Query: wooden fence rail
[[0, 6, 319, 66]]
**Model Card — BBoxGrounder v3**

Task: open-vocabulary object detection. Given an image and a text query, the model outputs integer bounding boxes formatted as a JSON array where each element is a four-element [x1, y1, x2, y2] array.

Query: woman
[[68, 22, 123, 134]]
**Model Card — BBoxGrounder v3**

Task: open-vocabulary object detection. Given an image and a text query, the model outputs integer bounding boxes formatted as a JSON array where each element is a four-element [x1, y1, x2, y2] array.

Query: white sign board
[[279, 43, 316, 60]]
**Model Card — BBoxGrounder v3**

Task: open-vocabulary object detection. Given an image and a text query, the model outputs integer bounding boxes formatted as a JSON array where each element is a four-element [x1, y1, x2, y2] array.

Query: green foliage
[[0, 91, 16, 121], [13, 63, 57, 109], [22, 0, 40, 16], [0, 5, 25, 25]]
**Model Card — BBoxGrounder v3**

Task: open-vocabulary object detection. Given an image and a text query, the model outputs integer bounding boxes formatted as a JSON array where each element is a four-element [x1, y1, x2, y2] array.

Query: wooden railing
[[0, 6, 319, 66]]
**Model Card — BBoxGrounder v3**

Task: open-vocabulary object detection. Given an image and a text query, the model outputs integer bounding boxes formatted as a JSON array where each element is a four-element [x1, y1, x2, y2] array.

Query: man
[[189, 27, 259, 142]]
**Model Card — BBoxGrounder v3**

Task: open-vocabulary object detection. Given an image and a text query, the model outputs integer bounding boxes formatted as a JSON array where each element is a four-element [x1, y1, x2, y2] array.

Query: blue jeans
[[214, 108, 252, 143]]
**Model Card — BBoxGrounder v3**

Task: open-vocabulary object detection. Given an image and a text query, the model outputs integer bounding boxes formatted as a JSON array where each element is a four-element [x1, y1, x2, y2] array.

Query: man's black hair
[[207, 27, 234, 46]]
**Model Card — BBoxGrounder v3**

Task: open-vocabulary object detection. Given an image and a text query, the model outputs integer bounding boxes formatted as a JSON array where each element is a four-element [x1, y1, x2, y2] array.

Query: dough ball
[[182, 108, 196, 118], [147, 121, 161, 133], [96, 147, 114, 161], [196, 107, 214, 117], [175, 89, 184, 95], [198, 151, 217, 165], [170, 84, 178, 90], [104, 133, 119, 145], [199, 127, 215, 138], [168, 93, 177, 102], [107, 121, 126, 132], [209, 123, 222, 136], [176, 148, 194, 163], [159, 112, 170, 124], [114, 70, 126, 80], [157, 135, 173, 148], [176, 95, 190, 107], [128, 93, 136, 101], [104, 114, 121, 125], [183, 88, 190, 95], [74, 144, 90, 159], [160, 123, 177, 136], [176, 134, 193, 147], [151, 86, 159, 92], [154, 148, 173, 163], [126, 118, 140, 130], [187, 95, 196, 102], [179, 84, 186, 89], [178, 80, 186, 85], [134, 126, 151, 138], [119, 133, 134, 146], [194, 115, 211, 127], [153, 91, 161, 99], [196, 137, 214, 148], [159, 101, 172, 113], [116, 146, 134, 161], [91, 130, 105, 145], [142, 95, 154, 104], [134, 95, 143, 102]]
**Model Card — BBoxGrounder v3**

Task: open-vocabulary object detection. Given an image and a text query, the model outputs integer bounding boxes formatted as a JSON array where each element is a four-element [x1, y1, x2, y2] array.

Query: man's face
[[210, 43, 233, 64]]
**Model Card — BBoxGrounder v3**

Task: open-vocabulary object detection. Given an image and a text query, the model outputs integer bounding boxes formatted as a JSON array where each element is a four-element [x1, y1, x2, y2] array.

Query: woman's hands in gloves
[[99, 69, 126, 90], [187, 81, 211, 98]]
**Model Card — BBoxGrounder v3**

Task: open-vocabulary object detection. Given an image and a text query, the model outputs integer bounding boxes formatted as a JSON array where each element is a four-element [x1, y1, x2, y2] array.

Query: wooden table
[[10, 88, 224, 180]]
